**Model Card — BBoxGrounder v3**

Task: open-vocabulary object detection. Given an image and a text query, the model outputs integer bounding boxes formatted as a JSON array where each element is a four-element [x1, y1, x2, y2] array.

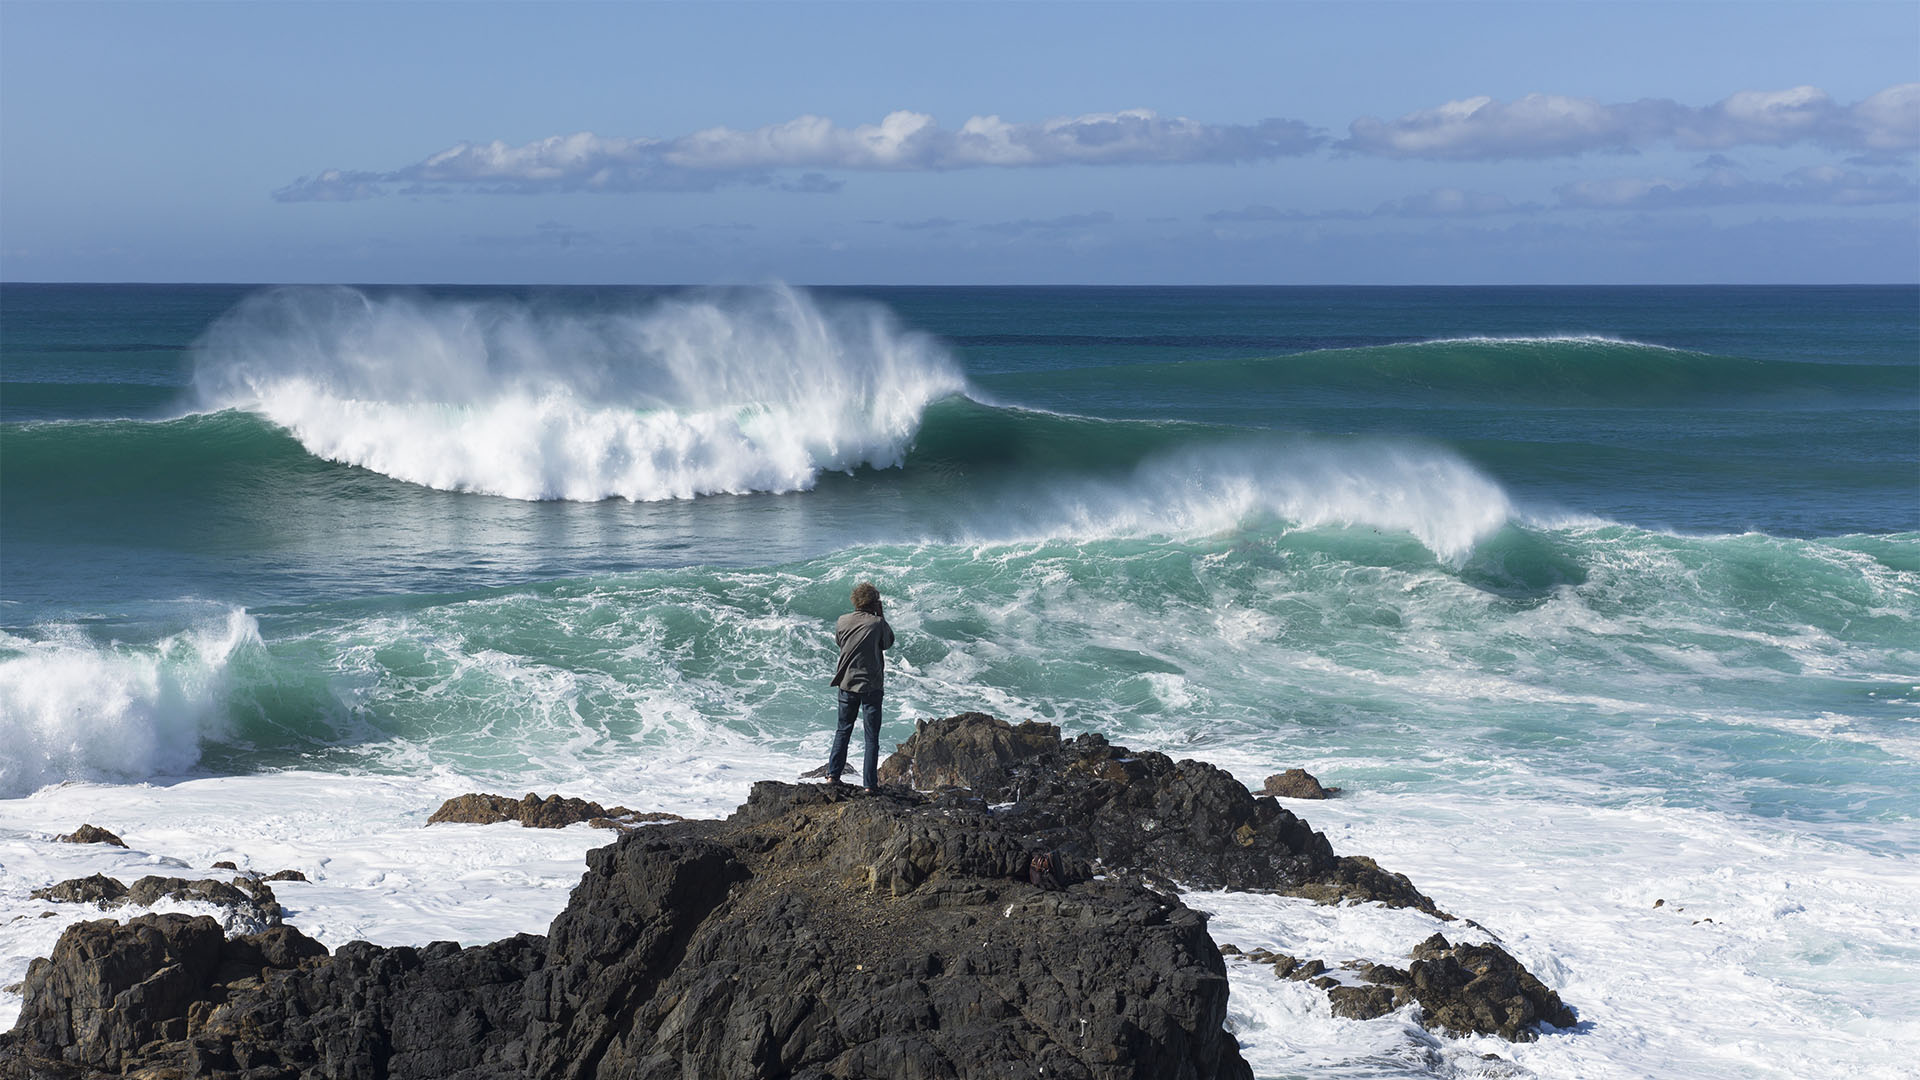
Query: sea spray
[[191, 285, 968, 500], [985, 440, 1514, 565], [0, 609, 261, 796]]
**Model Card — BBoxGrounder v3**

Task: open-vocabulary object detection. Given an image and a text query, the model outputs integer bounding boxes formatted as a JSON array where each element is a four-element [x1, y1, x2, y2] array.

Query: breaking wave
[[0, 610, 262, 797], [190, 284, 968, 501]]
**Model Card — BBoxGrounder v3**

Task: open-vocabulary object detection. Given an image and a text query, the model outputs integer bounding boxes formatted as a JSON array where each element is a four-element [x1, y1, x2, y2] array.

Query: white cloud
[[977, 211, 1116, 235], [274, 169, 388, 202], [1340, 83, 1919, 160], [274, 109, 1321, 201], [1557, 164, 1918, 209], [1343, 93, 1646, 159], [1377, 187, 1532, 218], [1204, 205, 1313, 223]]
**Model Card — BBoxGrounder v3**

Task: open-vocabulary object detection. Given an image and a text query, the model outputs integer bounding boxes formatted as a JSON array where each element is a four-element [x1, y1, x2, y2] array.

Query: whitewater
[[2, 282, 1915, 1078]]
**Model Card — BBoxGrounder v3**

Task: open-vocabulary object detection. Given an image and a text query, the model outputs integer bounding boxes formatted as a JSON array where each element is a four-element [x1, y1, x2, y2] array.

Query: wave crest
[[192, 285, 967, 501], [0, 610, 261, 797], [957, 440, 1514, 564]]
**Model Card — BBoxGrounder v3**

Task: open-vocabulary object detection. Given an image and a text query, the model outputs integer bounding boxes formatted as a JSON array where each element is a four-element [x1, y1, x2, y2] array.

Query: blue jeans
[[827, 688, 883, 788]]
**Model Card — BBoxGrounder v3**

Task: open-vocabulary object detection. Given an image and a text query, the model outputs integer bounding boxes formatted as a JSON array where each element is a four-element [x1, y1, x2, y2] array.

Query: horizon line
[[4, 279, 1917, 289]]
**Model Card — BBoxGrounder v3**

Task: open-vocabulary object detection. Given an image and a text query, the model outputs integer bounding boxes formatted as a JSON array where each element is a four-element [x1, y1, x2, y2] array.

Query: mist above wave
[[925, 437, 1516, 565], [191, 285, 967, 501], [0, 610, 260, 797]]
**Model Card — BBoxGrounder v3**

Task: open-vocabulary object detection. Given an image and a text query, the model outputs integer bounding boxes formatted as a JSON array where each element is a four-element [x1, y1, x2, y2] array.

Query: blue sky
[[2, 1, 1915, 284]]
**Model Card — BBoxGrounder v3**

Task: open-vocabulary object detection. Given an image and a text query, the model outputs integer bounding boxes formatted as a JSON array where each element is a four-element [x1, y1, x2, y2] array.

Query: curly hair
[[850, 582, 882, 614]]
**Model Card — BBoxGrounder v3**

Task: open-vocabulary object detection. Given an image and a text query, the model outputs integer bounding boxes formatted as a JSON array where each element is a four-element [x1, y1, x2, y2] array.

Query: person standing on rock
[[826, 581, 894, 792]]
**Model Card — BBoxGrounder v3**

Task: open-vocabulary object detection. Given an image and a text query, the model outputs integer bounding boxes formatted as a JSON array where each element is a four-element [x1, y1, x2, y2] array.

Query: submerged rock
[[427, 791, 682, 830], [29, 875, 283, 934], [878, 713, 1439, 913], [28, 874, 128, 906], [52, 825, 125, 848], [1257, 933, 1577, 1038]]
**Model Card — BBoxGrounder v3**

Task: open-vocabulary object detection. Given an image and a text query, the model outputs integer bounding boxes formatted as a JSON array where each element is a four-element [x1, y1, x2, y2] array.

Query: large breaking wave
[[190, 285, 968, 501]]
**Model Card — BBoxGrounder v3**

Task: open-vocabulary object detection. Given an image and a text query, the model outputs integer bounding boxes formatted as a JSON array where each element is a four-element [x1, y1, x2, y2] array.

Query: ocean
[[2, 282, 1915, 1078]]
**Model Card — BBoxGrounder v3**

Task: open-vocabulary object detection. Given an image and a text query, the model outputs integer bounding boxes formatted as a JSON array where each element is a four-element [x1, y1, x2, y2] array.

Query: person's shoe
[[863, 785, 881, 795], [826, 775, 845, 786]]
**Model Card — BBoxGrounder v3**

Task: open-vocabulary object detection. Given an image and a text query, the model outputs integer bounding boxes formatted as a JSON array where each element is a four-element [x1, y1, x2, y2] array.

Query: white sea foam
[[3, 757, 1912, 1078], [191, 285, 967, 501], [0, 610, 260, 797], [0, 749, 806, 1030], [1191, 789, 1920, 1080], [1401, 334, 1687, 352]]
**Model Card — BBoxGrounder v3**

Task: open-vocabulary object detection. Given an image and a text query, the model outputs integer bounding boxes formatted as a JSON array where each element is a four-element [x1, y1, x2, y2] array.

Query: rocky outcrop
[[1261, 769, 1339, 799], [28, 874, 128, 906], [52, 825, 125, 848], [878, 714, 1439, 914], [1220, 937, 1575, 1041], [1404, 933, 1576, 1041], [3, 914, 327, 1076], [427, 791, 683, 830], [3, 714, 1577, 1077], [5, 778, 1253, 1079]]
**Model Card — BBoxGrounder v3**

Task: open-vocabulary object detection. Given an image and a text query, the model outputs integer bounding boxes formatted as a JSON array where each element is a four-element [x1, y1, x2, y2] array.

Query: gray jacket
[[830, 611, 894, 694]]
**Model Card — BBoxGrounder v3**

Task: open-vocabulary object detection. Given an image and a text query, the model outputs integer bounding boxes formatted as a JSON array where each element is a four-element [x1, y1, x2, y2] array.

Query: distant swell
[[990, 336, 1915, 407], [191, 285, 968, 501]]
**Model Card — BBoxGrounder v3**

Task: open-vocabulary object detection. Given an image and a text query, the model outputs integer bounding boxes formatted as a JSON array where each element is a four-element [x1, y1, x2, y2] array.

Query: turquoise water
[[2, 283, 1915, 850]]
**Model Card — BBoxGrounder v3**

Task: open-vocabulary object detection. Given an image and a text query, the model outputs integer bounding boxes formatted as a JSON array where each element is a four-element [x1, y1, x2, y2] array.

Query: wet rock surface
[[29, 875, 283, 932], [428, 791, 683, 830], [1405, 933, 1577, 1042], [1222, 937, 1575, 1040], [1261, 769, 1340, 799], [52, 825, 125, 848], [879, 713, 1438, 913]]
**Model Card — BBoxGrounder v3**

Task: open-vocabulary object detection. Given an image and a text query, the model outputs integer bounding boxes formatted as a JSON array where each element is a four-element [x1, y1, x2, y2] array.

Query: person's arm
[[879, 619, 895, 651]]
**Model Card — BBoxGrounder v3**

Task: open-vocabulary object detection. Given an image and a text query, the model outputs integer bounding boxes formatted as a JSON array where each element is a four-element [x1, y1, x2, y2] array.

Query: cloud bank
[[1557, 164, 1919, 209], [273, 84, 1918, 203], [274, 109, 1322, 201], [1340, 83, 1919, 160]]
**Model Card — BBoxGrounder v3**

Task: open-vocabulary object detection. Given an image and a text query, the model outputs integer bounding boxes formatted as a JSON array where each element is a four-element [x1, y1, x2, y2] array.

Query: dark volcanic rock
[[29, 874, 128, 906], [516, 782, 1245, 1079], [2, 913, 326, 1076], [265, 869, 310, 882], [6, 779, 1254, 1080], [1405, 933, 1576, 1042], [1261, 769, 1340, 799], [5, 717, 1576, 1075], [878, 713, 1440, 914], [1326, 982, 1401, 1021], [428, 791, 682, 830], [876, 712, 1065, 793], [53, 824, 125, 848]]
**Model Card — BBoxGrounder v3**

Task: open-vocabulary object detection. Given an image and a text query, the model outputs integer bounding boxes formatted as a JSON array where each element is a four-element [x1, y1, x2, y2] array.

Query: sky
[[1, 1, 1915, 285]]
